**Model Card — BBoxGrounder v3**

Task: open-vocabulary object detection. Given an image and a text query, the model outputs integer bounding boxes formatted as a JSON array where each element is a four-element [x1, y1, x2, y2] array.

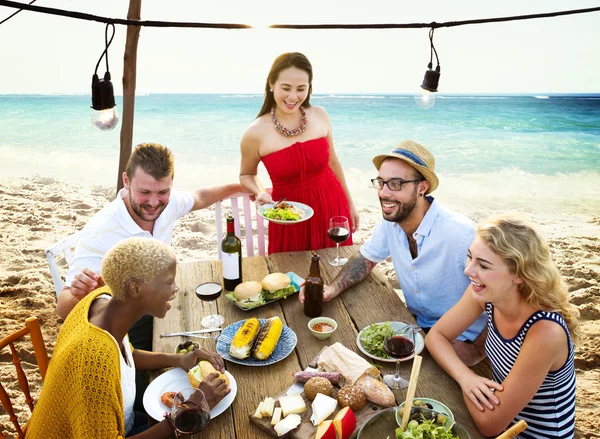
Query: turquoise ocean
[[1, 94, 599, 210]]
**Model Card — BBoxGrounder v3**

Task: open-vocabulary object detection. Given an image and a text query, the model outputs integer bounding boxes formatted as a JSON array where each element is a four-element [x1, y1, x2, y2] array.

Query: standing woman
[[426, 215, 579, 439], [240, 52, 359, 254]]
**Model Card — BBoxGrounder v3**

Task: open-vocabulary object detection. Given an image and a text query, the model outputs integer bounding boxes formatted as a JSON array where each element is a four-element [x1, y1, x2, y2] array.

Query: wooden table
[[152, 246, 484, 439]]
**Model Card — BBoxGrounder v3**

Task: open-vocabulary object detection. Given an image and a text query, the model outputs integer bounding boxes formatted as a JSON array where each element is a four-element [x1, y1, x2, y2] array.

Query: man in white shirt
[[57, 142, 243, 322]]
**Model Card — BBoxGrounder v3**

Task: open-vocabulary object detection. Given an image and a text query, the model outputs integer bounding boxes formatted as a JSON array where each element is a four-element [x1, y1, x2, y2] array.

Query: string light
[[91, 23, 118, 131], [415, 28, 441, 110]]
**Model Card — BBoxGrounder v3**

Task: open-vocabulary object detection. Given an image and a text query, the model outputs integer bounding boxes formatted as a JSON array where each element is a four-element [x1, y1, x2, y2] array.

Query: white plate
[[143, 368, 237, 422], [356, 321, 425, 363], [257, 201, 314, 225]]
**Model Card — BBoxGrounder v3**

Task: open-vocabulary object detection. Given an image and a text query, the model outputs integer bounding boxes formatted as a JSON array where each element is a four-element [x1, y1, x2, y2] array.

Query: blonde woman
[[426, 215, 578, 439], [27, 238, 229, 439]]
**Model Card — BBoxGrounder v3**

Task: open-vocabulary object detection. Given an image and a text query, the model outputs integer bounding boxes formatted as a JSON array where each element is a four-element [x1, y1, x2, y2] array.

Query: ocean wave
[[436, 96, 510, 100], [322, 95, 386, 99], [533, 96, 549, 99]]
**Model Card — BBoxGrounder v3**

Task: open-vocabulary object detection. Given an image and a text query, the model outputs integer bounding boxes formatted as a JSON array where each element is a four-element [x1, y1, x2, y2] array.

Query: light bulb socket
[[420, 65, 441, 93], [91, 71, 116, 111]]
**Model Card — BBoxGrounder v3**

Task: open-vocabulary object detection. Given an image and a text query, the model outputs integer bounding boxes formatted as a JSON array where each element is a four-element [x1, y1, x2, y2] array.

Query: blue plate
[[216, 318, 297, 366]]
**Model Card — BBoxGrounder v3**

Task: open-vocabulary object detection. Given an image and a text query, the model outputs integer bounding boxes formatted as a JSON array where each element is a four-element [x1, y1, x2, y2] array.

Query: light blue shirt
[[360, 197, 486, 341]]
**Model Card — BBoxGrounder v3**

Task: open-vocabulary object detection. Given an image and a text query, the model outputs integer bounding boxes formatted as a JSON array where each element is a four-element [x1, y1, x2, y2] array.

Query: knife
[[160, 328, 222, 338]]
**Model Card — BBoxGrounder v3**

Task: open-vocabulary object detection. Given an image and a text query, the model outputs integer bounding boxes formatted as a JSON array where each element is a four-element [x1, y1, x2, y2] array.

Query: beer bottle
[[304, 254, 324, 317], [221, 216, 242, 291]]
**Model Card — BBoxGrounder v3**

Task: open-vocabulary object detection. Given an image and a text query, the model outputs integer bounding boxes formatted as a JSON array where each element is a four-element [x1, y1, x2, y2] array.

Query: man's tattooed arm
[[324, 253, 377, 301]]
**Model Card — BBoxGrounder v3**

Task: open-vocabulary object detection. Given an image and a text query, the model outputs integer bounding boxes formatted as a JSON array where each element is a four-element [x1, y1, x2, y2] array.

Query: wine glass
[[382, 326, 416, 390], [171, 388, 211, 435], [195, 282, 225, 328], [328, 216, 350, 266]]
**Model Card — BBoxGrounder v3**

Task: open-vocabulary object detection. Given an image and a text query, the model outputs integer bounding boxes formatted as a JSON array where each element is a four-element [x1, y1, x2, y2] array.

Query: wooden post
[[116, 0, 142, 194]]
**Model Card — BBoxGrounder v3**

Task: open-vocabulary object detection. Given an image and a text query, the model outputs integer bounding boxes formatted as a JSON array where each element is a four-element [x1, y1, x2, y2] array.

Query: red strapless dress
[[261, 137, 353, 254]]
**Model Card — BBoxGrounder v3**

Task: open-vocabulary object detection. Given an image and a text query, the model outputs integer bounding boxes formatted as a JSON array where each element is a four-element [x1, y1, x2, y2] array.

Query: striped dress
[[485, 303, 576, 439]]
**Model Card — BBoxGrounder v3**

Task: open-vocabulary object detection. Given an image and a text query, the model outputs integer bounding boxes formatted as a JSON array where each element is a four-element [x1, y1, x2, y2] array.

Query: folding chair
[[215, 192, 266, 259], [0, 317, 49, 439], [44, 231, 82, 296]]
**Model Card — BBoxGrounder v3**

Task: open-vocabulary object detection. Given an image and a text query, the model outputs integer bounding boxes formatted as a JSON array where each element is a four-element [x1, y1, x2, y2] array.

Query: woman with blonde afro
[[27, 238, 229, 439], [426, 214, 578, 439]]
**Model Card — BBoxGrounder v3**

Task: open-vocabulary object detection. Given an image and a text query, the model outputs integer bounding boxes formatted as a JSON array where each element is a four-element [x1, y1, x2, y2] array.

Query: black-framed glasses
[[370, 178, 423, 191]]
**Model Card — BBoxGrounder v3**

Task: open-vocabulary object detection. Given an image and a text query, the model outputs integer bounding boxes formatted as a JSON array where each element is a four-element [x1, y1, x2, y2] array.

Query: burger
[[261, 273, 296, 300], [231, 281, 264, 309], [188, 361, 230, 388]]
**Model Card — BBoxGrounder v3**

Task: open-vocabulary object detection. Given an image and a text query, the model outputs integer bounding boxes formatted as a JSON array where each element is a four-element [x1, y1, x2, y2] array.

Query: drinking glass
[[196, 282, 225, 328], [382, 326, 416, 390], [171, 388, 211, 436], [328, 216, 350, 266]]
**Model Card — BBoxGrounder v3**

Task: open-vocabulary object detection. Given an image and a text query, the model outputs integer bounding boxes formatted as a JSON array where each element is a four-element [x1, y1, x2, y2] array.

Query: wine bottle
[[303, 254, 324, 317], [221, 216, 242, 291]]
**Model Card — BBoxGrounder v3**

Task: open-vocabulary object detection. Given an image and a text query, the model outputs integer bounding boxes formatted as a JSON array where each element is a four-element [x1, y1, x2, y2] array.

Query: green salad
[[396, 419, 459, 439], [360, 322, 395, 359], [261, 203, 304, 221]]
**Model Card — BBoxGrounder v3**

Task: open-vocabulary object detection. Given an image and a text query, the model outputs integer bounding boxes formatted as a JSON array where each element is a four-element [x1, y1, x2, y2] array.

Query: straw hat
[[372, 140, 439, 194]]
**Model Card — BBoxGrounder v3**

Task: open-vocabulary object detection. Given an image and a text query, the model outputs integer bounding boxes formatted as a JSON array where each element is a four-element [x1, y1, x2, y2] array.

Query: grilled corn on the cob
[[253, 317, 283, 360], [230, 318, 261, 359]]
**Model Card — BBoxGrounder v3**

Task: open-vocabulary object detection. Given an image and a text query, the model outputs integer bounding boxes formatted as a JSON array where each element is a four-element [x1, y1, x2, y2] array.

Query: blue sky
[[1, 0, 599, 94]]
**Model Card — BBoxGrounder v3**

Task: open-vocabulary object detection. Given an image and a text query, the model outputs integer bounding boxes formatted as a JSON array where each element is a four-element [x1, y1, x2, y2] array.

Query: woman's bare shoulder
[[242, 116, 270, 142]]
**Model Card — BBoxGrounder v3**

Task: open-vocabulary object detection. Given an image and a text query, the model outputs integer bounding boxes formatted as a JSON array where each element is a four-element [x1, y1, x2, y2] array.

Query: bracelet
[[164, 414, 179, 439]]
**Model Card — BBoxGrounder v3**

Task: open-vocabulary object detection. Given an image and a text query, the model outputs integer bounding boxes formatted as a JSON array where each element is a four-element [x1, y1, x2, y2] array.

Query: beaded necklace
[[271, 105, 308, 137]]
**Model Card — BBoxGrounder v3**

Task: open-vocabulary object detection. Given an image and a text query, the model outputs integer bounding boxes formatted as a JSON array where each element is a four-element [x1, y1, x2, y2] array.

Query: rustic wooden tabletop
[[152, 245, 485, 439]]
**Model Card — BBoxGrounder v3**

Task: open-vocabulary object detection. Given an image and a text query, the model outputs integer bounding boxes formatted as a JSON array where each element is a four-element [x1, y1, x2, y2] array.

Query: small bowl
[[308, 317, 338, 340], [396, 398, 454, 428], [174, 341, 200, 354]]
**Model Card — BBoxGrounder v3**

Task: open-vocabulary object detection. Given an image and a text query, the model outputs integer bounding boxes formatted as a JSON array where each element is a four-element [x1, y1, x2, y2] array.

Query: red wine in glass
[[171, 388, 211, 435], [174, 406, 210, 434], [328, 227, 350, 243], [195, 282, 225, 328], [384, 336, 415, 358], [328, 216, 350, 266], [383, 328, 416, 390]]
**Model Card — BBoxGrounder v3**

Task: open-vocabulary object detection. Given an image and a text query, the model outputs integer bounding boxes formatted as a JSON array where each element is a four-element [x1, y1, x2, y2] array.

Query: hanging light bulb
[[91, 72, 118, 130], [415, 28, 441, 110], [91, 23, 118, 131], [414, 64, 440, 110]]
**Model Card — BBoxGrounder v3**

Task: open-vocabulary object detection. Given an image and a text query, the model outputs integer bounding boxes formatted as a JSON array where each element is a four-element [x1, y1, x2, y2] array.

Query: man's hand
[[299, 284, 339, 304], [198, 373, 231, 409], [70, 268, 104, 300], [255, 191, 274, 206]]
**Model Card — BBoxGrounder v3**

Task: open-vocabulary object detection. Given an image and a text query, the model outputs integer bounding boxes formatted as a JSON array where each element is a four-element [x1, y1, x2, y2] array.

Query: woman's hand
[[255, 191, 274, 206], [177, 348, 225, 373], [349, 205, 360, 232], [198, 373, 231, 409], [458, 372, 503, 411]]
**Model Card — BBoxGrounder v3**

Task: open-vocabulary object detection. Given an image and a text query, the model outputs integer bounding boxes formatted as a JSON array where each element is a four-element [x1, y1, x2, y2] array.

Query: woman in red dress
[[239, 52, 359, 254]]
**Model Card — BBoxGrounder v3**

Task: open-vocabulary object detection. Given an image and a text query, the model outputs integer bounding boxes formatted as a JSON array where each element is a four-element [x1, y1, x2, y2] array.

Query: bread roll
[[337, 384, 367, 411], [303, 377, 334, 401], [261, 273, 291, 292], [355, 374, 395, 407], [188, 361, 230, 389], [233, 281, 263, 300]]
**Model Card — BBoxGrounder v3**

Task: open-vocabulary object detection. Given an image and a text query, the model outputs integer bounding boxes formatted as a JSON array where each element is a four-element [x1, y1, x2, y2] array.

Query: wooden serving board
[[249, 385, 387, 439], [249, 350, 389, 438]]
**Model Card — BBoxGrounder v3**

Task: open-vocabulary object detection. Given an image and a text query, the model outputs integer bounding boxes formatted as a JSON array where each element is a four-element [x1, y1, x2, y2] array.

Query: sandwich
[[188, 360, 230, 388], [229, 281, 265, 309], [261, 273, 296, 300]]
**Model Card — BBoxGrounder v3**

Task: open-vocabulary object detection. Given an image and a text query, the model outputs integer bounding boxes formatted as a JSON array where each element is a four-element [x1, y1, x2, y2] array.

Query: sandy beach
[[1, 175, 599, 438]]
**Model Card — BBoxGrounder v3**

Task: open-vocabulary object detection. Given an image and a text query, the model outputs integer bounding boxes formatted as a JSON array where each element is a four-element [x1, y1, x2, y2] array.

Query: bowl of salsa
[[308, 317, 338, 340]]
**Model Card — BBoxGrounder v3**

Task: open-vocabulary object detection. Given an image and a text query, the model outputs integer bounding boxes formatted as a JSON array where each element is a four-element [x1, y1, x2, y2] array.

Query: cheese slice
[[274, 414, 302, 436], [261, 397, 275, 417], [310, 393, 338, 426], [271, 407, 282, 426], [278, 394, 306, 417], [253, 401, 264, 419]]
